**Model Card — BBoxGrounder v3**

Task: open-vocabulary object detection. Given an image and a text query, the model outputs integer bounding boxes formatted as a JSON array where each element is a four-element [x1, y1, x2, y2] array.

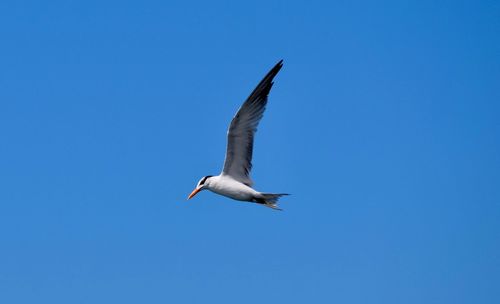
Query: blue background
[[1, 0, 499, 303]]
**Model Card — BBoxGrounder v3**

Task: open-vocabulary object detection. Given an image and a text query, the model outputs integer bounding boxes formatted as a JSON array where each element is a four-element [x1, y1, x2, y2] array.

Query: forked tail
[[258, 193, 290, 211]]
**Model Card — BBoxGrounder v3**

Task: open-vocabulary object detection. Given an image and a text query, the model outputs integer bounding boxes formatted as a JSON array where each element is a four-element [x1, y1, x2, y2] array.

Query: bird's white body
[[204, 175, 259, 201]]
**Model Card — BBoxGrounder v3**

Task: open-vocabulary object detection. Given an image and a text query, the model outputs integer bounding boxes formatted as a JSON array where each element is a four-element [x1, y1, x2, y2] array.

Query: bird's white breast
[[206, 175, 258, 201]]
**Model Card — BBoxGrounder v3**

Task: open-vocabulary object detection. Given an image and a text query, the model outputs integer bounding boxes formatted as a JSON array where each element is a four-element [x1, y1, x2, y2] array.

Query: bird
[[187, 60, 288, 210]]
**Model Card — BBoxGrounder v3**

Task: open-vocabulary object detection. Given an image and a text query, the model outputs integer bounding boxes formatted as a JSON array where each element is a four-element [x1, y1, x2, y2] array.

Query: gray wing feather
[[221, 60, 283, 186]]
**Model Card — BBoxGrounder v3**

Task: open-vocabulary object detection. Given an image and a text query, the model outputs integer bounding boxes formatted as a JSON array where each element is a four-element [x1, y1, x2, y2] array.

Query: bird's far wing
[[221, 60, 283, 186]]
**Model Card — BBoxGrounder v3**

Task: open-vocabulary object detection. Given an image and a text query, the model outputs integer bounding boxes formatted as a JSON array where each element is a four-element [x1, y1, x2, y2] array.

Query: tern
[[187, 60, 288, 210]]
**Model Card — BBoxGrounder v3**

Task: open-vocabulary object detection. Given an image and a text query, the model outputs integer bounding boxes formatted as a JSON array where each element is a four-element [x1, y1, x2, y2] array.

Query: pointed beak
[[187, 187, 202, 200]]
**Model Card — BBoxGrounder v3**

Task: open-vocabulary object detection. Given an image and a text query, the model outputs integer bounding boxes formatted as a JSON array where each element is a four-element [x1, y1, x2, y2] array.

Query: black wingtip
[[273, 59, 284, 72], [261, 59, 284, 85], [242, 59, 284, 107]]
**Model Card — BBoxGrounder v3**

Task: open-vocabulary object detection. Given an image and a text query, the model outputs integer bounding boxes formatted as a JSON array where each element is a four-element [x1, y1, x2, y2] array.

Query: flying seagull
[[187, 60, 288, 210]]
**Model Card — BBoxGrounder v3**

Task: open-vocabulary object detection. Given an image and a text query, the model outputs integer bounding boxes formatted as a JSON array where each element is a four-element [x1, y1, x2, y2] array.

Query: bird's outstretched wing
[[221, 60, 283, 186]]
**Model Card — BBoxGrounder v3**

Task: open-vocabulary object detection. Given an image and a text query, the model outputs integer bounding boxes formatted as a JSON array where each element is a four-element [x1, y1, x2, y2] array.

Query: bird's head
[[187, 175, 213, 200]]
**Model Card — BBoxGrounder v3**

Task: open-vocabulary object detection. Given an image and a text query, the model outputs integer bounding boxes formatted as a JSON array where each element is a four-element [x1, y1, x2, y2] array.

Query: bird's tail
[[259, 193, 290, 211]]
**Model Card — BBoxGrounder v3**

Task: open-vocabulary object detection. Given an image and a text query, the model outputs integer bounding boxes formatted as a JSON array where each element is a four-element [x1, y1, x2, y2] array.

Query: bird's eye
[[198, 175, 212, 186]]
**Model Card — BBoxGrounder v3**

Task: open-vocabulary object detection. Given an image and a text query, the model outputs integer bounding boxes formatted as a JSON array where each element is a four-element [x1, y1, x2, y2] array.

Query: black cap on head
[[199, 175, 213, 186]]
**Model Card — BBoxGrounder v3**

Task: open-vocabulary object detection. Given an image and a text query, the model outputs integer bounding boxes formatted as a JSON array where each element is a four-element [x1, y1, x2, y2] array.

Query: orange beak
[[187, 187, 202, 200]]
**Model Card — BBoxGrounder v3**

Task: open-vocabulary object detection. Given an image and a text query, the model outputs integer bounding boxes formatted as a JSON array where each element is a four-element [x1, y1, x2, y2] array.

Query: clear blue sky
[[1, 0, 499, 303]]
